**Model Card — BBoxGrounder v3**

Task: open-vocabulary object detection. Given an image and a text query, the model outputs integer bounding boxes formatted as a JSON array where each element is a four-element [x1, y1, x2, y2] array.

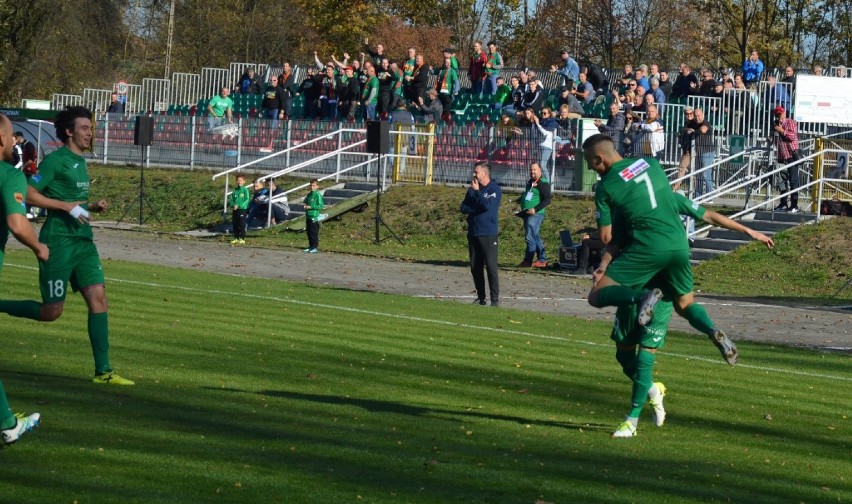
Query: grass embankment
[[0, 255, 849, 503], [88, 165, 852, 302]]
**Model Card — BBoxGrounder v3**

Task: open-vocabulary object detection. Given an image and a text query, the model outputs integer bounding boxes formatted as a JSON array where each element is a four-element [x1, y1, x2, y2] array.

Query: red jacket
[[469, 51, 487, 81]]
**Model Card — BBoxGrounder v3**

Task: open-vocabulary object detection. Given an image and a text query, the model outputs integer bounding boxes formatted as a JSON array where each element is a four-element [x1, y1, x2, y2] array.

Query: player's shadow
[[203, 386, 607, 432]]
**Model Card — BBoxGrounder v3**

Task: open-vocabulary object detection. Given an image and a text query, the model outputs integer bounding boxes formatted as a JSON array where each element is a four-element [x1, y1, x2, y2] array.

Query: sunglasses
[[629, 83, 637, 86]]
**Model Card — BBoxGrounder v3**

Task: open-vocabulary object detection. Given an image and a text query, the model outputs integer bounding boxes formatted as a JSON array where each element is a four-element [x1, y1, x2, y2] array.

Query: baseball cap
[[773, 105, 785, 116], [344, 66, 353, 71]]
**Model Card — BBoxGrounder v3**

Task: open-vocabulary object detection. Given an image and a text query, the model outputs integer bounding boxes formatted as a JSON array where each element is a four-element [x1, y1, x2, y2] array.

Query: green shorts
[[606, 248, 693, 296], [39, 237, 104, 303], [610, 300, 673, 349]]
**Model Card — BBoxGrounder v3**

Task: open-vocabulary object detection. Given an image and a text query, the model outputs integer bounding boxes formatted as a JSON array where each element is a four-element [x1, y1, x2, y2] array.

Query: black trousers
[[232, 209, 247, 239], [468, 235, 499, 303], [779, 156, 800, 209], [307, 218, 320, 249]]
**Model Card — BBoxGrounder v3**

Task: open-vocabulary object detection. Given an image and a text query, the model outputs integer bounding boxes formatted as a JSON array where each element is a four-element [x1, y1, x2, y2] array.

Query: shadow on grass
[[204, 386, 609, 432]]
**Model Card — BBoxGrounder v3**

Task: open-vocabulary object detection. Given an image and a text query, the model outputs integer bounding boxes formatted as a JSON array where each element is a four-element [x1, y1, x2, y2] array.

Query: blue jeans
[[540, 147, 553, 171], [696, 151, 715, 197], [364, 104, 377, 120], [523, 212, 546, 262], [264, 108, 279, 130], [471, 79, 483, 96], [484, 74, 498, 95]]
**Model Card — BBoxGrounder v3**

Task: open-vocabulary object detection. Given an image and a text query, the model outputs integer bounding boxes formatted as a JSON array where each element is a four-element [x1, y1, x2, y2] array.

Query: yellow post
[[811, 137, 823, 212]]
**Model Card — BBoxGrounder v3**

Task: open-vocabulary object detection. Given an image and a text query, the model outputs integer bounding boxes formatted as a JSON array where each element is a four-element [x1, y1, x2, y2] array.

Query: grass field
[[0, 250, 849, 503]]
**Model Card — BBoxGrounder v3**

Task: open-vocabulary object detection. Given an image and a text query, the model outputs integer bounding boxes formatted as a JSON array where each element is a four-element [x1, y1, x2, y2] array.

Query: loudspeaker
[[366, 120, 390, 154], [134, 116, 155, 146]]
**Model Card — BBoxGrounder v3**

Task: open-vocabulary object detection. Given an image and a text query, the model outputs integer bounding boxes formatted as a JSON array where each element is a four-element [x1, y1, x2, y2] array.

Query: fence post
[[285, 119, 292, 167], [190, 116, 196, 169], [335, 128, 342, 183], [103, 115, 109, 164], [487, 125, 494, 164], [237, 118, 243, 167]]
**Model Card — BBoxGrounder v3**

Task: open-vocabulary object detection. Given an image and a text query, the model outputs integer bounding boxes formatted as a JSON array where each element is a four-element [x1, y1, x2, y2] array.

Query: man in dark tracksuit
[[460, 162, 502, 307]]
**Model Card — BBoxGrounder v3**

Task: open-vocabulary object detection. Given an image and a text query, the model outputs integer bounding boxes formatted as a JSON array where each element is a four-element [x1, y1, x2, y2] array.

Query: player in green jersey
[[0, 106, 134, 385], [605, 192, 774, 436], [582, 134, 774, 366], [0, 114, 47, 444]]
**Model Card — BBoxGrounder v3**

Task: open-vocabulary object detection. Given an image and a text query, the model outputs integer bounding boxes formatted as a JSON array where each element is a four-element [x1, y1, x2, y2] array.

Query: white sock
[[648, 384, 661, 401], [625, 416, 639, 428]]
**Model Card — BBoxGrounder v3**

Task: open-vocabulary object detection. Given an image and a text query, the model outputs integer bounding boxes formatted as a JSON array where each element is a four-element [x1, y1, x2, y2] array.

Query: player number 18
[[48, 279, 65, 298]]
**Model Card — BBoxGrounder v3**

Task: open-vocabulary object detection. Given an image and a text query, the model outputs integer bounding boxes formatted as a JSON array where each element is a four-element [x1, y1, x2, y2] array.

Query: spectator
[[557, 85, 585, 117], [493, 76, 512, 111], [584, 62, 609, 93], [12, 132, 35, 176], [742, 50, 764, 88], [442, 48, 461, 96], [692, 108, 716, 200], [772, 106, 801, 213], [261, 76, 285, 129], [594, 102, 627, 154], [319, 65, 339, 120], [469, 41, 488, 95], [521, 78, 545, 112], [672, 63, 698, 100], [390, 62, 405, 110], [573, 72, 596, 103], [460, 162, 502, 307], [812, 65, 823, 76], [235, 68, 261, 95], [781, 66, 796, 86], [698, 69, 716, 96], [649, 77, 666, 105], [551, 49, 580, 87], [634, 67, 650, 93], [361, 64, 379, 120], [556, 104, 577, 128], [516, 162, 552, 268], [633, 103, 664, 158], [435, 55, 458, 113], [299, 67, 322, 119], [711, 80, 724, 99], [376, 58, 396, 116], [658, 70, 673, 99], [483, 41, 503, 95], [363, 37, 385, 67], [228, 174, 250, 244], [414, 89, 442, 123], [573, 230, 604, 274], [504, 75, 523, 116], [402, 47, 418, 100], [391, 99, 416, 125], [206, 87, 233, 130], [106, 93, 125, 117], [673, 106, 697, 191], [338, 66, 362, 120], [246, 179, 269, 229], [409, 54, 430, 103], [517, 71, 532, 94], [649, 63, 660, 81], [303, 179, 325, 253], [622, 64, 635, 82], [529, 109, 556, 168], [278, 62, 297, 119]]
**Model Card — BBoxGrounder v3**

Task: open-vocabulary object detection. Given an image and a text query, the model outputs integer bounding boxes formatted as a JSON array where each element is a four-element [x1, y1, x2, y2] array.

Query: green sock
[[628, 349, 656, 418], [616, 349, 637, 379], [683, 303, 716, 337], [0, 300, 41, 320], [88, 312, 112, 374], [0, 381, 15, 430], [596, 285, 645, 307]]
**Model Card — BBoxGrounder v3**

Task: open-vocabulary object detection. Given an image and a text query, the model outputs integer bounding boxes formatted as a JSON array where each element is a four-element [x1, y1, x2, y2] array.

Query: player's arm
[[598, 223, 613, 245], [7, 213, 48, 261], [701, 210, 774, 248], [26, 186, 88, 223]]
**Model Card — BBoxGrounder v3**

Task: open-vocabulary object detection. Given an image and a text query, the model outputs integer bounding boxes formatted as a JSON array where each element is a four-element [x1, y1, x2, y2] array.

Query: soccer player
[[582, 134, 774, 365], [0, 114, 46, 444], [0, 106, 134, 385]]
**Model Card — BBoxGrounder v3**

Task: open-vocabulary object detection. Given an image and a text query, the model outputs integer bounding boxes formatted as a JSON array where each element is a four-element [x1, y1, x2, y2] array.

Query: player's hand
[[591, 268, 606, 287], [752, 231, 775, 249], [90, 199, 109, 213], [34, 243, 49, 262]]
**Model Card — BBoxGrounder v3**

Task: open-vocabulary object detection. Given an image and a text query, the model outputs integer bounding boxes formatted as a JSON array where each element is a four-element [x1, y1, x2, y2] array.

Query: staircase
[[691, 209, 817, 263], [282, 181, 377, 231]]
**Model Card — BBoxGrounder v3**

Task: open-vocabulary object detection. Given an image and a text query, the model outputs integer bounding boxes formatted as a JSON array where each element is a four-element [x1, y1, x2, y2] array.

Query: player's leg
[[668, 253, 738, 365], [589, 251, 660, 308], [0, 240, 75, 320], [468, 236, 486, 304], [0, 380, 40, 445], [74, 242, 134, 384]]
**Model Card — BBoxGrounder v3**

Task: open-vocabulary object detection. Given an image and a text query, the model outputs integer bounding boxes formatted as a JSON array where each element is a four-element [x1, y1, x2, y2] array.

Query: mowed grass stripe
[[0, 251, 849, 503]]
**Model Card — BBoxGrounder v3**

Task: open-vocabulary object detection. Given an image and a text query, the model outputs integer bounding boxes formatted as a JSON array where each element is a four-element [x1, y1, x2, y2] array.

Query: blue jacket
[[742, 59, 764, 82], [460, 179, 502, 236]]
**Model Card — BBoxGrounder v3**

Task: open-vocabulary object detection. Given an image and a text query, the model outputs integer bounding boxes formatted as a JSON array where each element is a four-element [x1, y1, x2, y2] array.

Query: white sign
[[793, 75, 852, 125], [828, 151, 850, 179]]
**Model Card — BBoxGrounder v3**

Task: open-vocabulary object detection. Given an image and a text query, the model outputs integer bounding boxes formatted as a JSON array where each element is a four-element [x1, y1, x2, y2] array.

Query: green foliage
[[0, 252, 849, 502]]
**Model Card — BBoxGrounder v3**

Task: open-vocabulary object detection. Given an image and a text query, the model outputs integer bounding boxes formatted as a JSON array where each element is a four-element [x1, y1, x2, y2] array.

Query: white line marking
[[5, 262, 850, 383]]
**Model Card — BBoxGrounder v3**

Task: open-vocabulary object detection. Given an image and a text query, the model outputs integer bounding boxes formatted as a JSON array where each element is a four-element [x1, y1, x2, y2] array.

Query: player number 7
[[635, 172, 657, 209]]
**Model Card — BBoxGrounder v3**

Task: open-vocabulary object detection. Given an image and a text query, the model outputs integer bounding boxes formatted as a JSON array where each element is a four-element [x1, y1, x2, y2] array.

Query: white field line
[[5, 263, 851, 383]]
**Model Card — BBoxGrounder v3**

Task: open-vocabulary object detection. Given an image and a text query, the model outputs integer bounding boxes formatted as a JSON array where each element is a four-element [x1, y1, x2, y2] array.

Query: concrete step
[[691, 247, 728, 261], [709, 228, 777, 240], [324, 188, 370, 199], [322, 196, 350, 206], [692, 237, 749, 252], [344, 182, 377, 192], [751, 210, 816, 224], [736, 219, 799, 233]]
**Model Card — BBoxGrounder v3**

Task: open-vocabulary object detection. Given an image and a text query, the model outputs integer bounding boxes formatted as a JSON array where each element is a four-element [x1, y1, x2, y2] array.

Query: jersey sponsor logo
[[645, 325, 666, 337], [483, 191, 498, 199], [14, 192, 24, 205], [31, 174, 41, 184], [618, 159, 650, 182], [652, 336, 663, 343]]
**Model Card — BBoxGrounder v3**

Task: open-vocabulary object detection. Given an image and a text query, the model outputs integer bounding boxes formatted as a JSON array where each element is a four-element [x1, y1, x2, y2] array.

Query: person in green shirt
[[0, 114, 46, 444], [228, 174, 250, 244], [361, 65, 379, 120], [516, 162, 551, 268], [0, 106, 134, 385], [493, 76, 512, 110], [207, 87, 234, 130], [303, 179, 325, 253], [583, 133, 775, 366], [484, 41, 503, 95], [435, 55, 458, 114]]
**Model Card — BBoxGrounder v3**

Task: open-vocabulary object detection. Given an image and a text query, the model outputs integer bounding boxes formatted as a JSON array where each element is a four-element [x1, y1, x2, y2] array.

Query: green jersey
[[594, 157, 685, 252], [402, 58, 416, 79], [518, 177, 549, 214], [228, 185, 250, 210], [303, 190, 324, 220], [29, 146, 94, 240], [485, 51, 503, 76], [0, 161, 28, 251], [672, 192, 706, 221], [208, 94, 233, 118], [362, 76, 379, 106]]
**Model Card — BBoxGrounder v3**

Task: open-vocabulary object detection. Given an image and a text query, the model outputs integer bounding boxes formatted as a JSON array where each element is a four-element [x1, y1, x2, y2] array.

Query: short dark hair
[[474, 161, 491, 175], [310, 178, 319, 185], [54, 106, 92, 144], [582, 133, 616, 151], [13, 131, 24, 138]]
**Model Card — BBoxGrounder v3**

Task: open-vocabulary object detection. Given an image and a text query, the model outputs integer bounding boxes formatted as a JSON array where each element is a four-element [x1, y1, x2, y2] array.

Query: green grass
[[0, 250, 849, 503]]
